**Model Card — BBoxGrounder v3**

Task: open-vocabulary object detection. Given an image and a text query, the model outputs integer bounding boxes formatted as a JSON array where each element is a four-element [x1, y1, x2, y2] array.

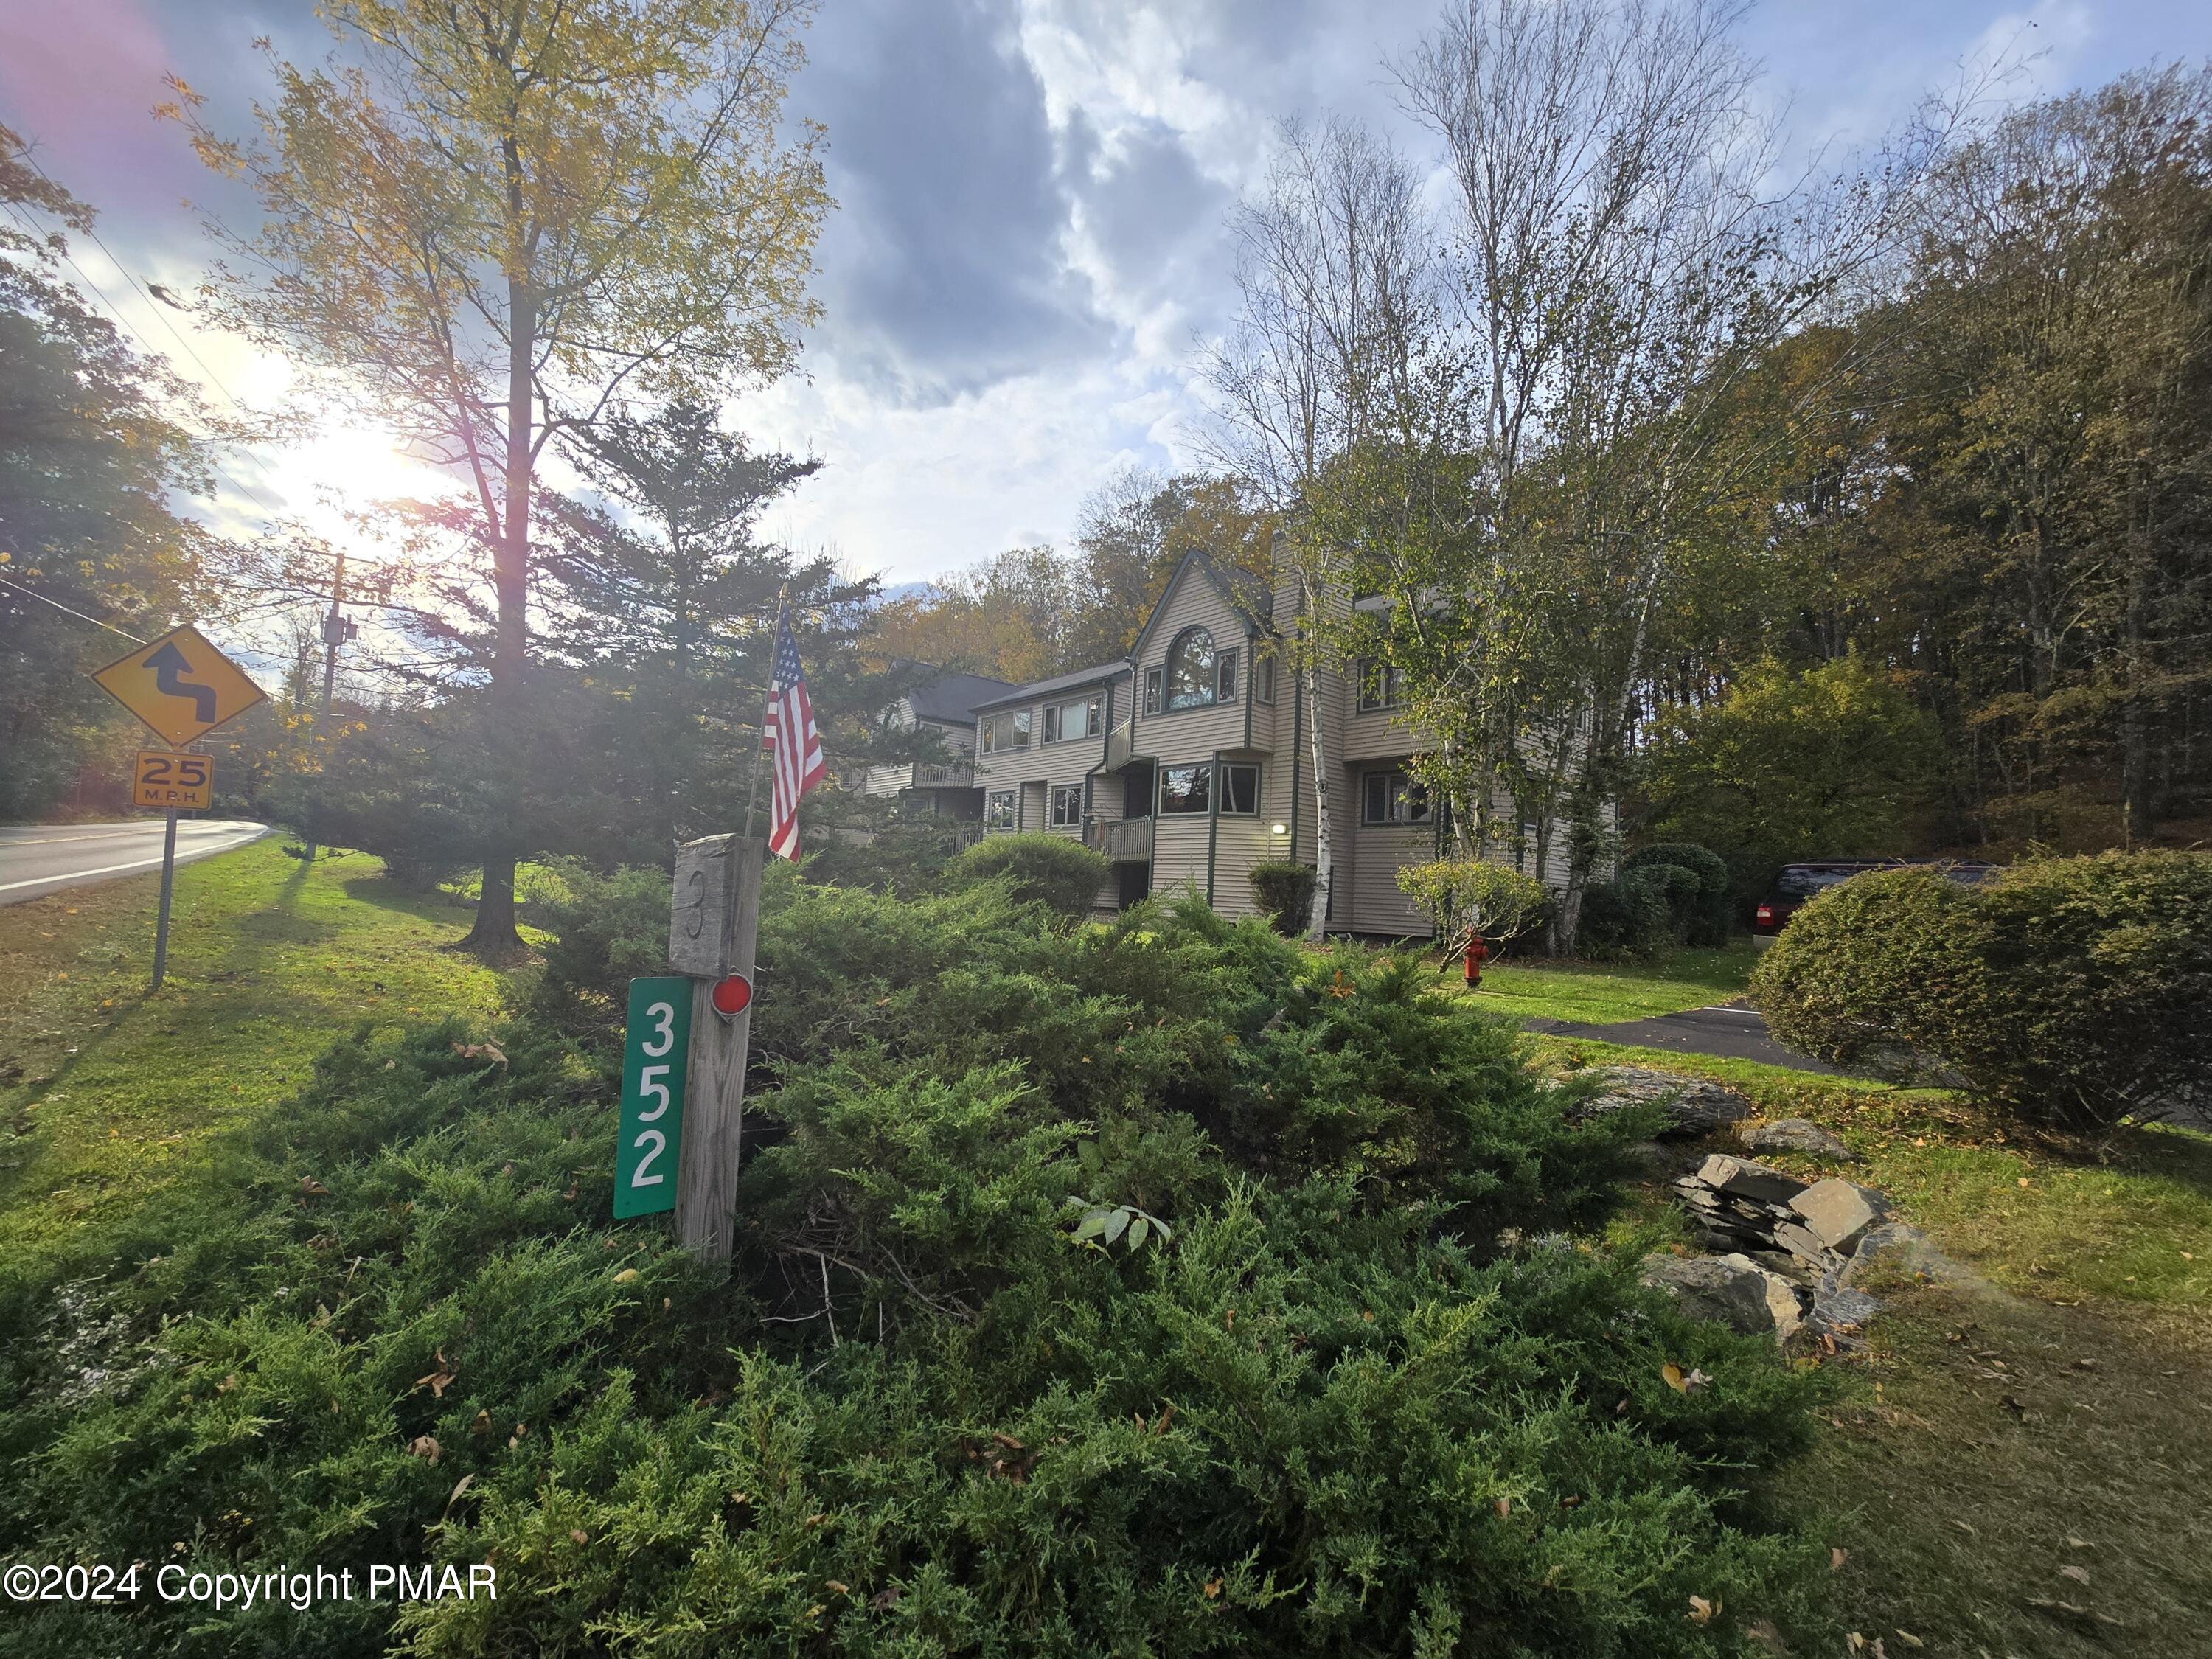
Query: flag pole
[[742, 585, 790, 844]]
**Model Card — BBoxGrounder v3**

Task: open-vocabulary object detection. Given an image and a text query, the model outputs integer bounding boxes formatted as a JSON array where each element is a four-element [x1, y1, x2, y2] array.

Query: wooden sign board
[[133, 751, 212, 810], [669, 833, 741, 977]]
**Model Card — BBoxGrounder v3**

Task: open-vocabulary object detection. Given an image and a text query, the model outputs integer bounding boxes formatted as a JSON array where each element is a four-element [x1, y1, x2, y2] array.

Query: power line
[[0, 571, 147, 642]]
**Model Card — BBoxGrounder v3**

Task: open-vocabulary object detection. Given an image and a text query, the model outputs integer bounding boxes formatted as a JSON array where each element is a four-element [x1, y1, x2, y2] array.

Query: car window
[[1774, 868, 1859, 897]]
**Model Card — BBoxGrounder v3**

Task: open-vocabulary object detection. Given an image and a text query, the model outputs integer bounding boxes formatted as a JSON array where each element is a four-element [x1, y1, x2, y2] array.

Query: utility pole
[[301, 549, 355, 861]]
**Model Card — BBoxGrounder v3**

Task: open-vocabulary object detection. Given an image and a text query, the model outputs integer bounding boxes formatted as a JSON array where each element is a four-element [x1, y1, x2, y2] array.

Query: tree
[[0, 127, 220, 818], [164, 0, 831, 952], [1641, 654, 1943, 897]]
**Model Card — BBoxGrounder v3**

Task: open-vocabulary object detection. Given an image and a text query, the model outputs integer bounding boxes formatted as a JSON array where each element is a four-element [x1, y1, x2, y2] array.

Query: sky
[[4, 0, 2211, 617]]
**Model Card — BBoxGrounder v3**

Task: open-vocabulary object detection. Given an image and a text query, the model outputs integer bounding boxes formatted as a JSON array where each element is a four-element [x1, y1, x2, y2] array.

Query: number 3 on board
[[615, 977, 692, 1217]]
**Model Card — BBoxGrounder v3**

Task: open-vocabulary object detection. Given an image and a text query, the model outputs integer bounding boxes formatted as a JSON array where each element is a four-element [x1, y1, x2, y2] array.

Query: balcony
[[1104, 717, 1134, 771], [1086, 815, 1152, 862], [911, 759, 975, 787]]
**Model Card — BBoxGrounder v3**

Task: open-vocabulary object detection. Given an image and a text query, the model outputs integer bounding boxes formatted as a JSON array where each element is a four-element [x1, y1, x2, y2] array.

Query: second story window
[[980, 709, 1031, 753], [1143, 667, 1163, 714], [1255, 653, 1276, 705], [1216, 648, 1239, 703], [1165, 627, 1216, 710], [1355, 659, 1404, 712], [1043, 695, 1102, 744]]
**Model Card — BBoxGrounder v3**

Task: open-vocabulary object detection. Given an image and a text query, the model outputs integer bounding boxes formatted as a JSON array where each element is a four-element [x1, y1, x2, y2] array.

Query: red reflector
[[709, 974, 753, 1018]]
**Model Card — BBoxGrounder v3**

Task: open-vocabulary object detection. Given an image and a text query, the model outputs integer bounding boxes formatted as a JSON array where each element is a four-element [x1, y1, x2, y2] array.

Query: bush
[[1396, 856, 1551, 950], [1575, 869, 1675, 958], [801, 817, 976, 897], [949, 831, 1108, 919], [0, 881, 1837, 1657], [1247, 860, 1317, 934], [1624, 842, 1735, 945], [526, 858, 676, 1035], [1753, 852, 2212, 1130]]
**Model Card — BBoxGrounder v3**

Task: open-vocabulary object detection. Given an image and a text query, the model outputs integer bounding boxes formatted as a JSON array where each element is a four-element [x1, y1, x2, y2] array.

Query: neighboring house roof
[[1128, 549, 1276, 668], [971, 659, 1132, 712], [901, 668, 1022, 723]]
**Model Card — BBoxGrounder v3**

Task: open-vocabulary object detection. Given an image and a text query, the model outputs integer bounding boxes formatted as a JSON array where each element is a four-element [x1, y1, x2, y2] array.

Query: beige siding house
[[972, 550, 1610, 937], [850, 669, 1020, 820]]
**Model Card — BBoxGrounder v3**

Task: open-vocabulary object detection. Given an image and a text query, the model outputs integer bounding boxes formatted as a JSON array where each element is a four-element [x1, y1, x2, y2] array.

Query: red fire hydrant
[[1463, 931, 1489, 987]]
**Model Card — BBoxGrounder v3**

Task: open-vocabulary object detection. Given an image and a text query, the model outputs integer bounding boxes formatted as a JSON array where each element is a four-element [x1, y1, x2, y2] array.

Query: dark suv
[[1753, 859, 1999, 940]]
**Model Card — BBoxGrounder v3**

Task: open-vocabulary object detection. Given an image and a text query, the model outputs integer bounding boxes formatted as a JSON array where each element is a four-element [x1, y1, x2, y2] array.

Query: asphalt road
[[1525, 1001, 1845, 1074], [0, 819, 271, 907]]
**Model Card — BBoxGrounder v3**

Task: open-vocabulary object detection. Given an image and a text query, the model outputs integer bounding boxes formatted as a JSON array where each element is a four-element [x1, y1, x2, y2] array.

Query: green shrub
[[1750, 866, 1966, 1081], [1396, 856, 1551, 950], [950, 831, 1109, 919], [1753, 852, 2212, 1130], [1247, 860, 1317, 933], [1575, 870, 1674, 958], [526, 858, 675, 1034], [0, 880, 1837, 1657], [1624, 842, 1735, 945], [801, 817, 975, 896]]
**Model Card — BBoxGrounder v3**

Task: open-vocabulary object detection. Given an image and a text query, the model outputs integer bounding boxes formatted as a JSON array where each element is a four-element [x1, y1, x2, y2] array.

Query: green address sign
[[616, 977, 692, 1218]]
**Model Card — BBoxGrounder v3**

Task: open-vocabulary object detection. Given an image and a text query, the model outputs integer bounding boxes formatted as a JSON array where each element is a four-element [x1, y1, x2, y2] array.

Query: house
[[850, 667, 1021, 820], [973, 550, 1607, 935]]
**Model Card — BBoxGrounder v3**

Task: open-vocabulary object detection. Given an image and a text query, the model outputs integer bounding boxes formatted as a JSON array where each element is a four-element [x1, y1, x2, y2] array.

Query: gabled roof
[[970, 659, 1133, 712], [1127, 549, 1275, 668], [902, 668, 1022, 723]]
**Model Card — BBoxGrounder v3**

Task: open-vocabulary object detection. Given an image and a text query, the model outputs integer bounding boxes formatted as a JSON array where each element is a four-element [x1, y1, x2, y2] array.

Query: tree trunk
[[465, 267, 534, 954], [1304, 661, 1333, 942]]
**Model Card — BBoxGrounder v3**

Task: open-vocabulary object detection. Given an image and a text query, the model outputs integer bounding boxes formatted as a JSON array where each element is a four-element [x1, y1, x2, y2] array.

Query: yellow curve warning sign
[[91, 624, 266, 747]]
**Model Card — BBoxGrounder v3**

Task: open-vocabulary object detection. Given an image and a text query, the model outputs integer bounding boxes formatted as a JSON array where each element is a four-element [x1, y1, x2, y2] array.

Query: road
[[0, 819, 271, 906], [1525, 1001, 1846, 1074]]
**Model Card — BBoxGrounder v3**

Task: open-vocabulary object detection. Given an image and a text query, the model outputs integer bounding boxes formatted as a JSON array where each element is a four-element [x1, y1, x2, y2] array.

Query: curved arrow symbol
[[143, 641, 216, 722]]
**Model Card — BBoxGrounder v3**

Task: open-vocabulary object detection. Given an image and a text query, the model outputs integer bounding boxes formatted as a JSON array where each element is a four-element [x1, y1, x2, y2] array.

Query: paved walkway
[[1524, 1001, 1846, 1075]]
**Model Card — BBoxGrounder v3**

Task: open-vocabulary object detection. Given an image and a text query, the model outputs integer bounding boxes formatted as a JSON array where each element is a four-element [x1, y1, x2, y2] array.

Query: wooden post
[[671, 833, 762, 1264]]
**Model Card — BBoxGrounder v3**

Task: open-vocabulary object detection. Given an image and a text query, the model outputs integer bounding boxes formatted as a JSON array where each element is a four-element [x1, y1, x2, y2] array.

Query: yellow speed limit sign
[[133, 751, 212, 810]]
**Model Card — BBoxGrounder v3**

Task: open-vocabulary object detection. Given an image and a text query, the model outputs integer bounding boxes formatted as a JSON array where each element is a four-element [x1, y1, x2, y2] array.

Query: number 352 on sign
[[616, 978, 692, 1218]]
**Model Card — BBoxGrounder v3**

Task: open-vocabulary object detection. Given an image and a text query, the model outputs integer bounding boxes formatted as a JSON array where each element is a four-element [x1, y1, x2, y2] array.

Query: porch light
[[1270, 821, 1288, 836]]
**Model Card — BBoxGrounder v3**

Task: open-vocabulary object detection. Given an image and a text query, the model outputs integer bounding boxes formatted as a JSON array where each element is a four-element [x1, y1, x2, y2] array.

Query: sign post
[[89, 625, 266, 992], [666, 832, 764, 1265]]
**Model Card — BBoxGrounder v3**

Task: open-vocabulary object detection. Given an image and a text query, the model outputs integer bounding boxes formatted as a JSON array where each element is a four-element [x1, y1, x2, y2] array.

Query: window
[[980, 710, 1030, 753], [986, 790, 1017, 830], [1043, 695, 1102, 744], [1051, 784, 1084, 827], [1216, 647, 1239, 703], [1362, 768, 1430, 825], [1158, 763, 1211, 815], [1255, 653, 1276, 706], [1355, 659, 1403, 712], [1143, 667, 1163, 715], [1165, 627, 1217, 710], [1218, 762, 1259, 815]]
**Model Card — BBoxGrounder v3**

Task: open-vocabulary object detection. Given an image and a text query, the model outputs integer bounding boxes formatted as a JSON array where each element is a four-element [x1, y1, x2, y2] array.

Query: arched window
[[1164, 627, 1217, 710]]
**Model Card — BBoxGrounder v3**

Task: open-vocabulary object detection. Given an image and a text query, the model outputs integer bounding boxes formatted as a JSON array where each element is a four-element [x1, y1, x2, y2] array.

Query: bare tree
[[1200, 114, 1450, 939]]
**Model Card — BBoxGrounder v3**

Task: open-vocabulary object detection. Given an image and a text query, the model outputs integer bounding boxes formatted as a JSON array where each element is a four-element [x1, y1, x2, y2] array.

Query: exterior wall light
[[1270, 821, 1289, 836]]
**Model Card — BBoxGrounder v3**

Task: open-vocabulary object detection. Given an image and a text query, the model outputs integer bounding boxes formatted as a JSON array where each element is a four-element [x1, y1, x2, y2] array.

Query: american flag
[[759, 608, 827, 861]]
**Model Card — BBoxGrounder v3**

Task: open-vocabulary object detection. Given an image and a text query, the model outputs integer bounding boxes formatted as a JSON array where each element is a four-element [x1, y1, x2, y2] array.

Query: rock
[[1740, 1119, 1858, 1161], [1838, 1222, 1963, 1288], [1808, 1282, 1882, 1335], [1641, 1252, 1804, 1343], [1694, 1154, 1810, 1207], [1788, 1179, 1893, 1253], [1568, 1066, 1754, 1138], [1619, 1140, 1691, 1181], [1771, 1220, 1831, 1263]]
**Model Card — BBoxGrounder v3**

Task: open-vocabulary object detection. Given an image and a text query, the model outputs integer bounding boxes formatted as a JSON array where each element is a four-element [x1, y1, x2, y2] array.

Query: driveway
[[1524, 1001, 1845, 1074], [0, 819, 271, 906]]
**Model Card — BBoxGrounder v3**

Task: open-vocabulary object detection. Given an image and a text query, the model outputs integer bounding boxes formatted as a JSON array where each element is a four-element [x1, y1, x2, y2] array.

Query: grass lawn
[[1540, 1032, 2212, 1656], [0, 841, 521, 1265], [1447, 936, 1761, 1024]]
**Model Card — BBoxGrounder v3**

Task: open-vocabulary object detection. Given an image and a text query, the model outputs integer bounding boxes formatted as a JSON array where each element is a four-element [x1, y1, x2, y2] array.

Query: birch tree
[[164, 0, 830, 952]]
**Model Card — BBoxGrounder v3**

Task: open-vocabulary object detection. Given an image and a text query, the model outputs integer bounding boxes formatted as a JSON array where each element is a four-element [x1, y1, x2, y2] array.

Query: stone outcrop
[[1639, 1251, 1805, 1343], [1739, 1118, 1857, 1161], [1565, 1066, 1753, 1138]]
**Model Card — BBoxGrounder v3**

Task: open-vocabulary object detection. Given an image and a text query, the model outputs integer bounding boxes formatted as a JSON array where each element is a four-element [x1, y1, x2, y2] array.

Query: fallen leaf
[[569, 1528, 588, 1545], [868, 1586, 902, 1612], [408, 1434, 441, 1464], [414, 1349, 456, 1398], [1686, 1594, 1717, 1625], [299, 1176, 332, 1198], [508, 1422, 528, 1449], [1494, 1496, 1512, 1519], [1202, 1576, 1223, 1601], [1894, 1632, 1923, 1649], [613, 1268, 640, 1284], [442, 1474, 476, 1517], [2065, 1536, 2094, 1550], [470, 1409, 493, 1436], [1663, 1361, 1688, 1393], [1832, 1547, 1850, 1571], [2059, 1565, 2090, 1585], [824, 1579, 849, 1596], [1846, 1634, 1865, 1653]]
